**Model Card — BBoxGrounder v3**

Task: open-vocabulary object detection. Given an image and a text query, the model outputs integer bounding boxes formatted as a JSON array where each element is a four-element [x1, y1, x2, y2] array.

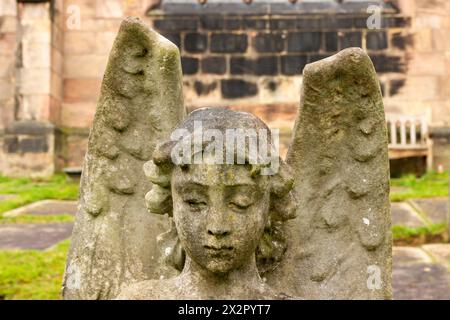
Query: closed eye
[[185, 199, 207, 210], [229, 202, 253, 211]]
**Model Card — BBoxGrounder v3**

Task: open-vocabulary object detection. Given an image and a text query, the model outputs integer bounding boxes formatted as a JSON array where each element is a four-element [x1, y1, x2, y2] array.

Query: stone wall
[[150, 2, 409, 111], [389, 0, 450, 125], [392, 0, 450, 171], [148, 0, 411, 156], [0, 0, 17, 173], [431, 127, 450, 172], [0, 0, 58, 177], [0, 0, 449, 176], [58, 0, 153, 169]]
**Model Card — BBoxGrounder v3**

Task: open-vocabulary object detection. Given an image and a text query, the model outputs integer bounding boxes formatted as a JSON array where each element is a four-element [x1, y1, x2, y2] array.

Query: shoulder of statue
[[255, 283, 300, 300], [115, 280, 159, 300], [115, 278, 181, 300]]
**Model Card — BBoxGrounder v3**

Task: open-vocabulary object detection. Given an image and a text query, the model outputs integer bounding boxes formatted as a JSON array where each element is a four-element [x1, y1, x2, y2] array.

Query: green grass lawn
[[0, 174, 79, 214], [0, 172, 448, 299], [0, 174, 77, 299], [392, 223, 448, 241], [1, 172, 446, 211], [390, 171, 448, 202], [0, 240, 69, 300]]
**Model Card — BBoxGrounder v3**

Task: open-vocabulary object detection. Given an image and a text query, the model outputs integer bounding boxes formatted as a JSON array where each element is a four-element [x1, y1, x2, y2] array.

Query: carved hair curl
[[143, 108, 297, 274]]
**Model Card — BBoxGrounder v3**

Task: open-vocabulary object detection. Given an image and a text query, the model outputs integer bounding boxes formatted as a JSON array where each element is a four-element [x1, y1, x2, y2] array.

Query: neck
[[179, 255, 263, 297]]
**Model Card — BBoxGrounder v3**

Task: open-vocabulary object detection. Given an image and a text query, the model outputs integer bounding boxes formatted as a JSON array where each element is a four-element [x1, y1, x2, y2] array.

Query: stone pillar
[[0, 0, 17, 173], [3, 121, 55, 177], [430, 127, 450, 172], [1, 0, 62, 177]]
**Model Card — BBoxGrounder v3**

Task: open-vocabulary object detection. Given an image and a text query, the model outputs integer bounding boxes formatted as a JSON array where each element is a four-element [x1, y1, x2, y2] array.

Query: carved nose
[[207, 226, 231, 238], [207, 207, 232, 238]]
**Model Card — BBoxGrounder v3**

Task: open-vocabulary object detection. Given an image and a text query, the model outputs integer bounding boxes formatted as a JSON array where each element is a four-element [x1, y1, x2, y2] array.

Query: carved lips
[[204, 245, 234, 258]]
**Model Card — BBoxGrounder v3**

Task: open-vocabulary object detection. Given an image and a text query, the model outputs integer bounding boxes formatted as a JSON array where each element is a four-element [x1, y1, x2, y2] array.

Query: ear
[[156, 218, 185, 271], [145, 185, 172, 215], [143, 160, 170, 187], [269, 160, 298, 221], [270, 159, 294, 197]]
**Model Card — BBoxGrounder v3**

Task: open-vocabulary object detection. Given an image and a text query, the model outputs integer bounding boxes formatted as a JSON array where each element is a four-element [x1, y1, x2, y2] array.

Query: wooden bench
[[386, 114, 432, 170]]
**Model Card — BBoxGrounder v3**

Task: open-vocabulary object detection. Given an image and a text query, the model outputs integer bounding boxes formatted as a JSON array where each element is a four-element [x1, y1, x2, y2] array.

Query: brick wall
[[149, 1, 412, 155], [151, 12, 411, 105]]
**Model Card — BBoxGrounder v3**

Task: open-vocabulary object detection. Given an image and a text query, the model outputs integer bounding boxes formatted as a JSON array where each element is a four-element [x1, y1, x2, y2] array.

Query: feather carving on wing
[[266, 48, 392, 299], [62, 17, 185, 300]]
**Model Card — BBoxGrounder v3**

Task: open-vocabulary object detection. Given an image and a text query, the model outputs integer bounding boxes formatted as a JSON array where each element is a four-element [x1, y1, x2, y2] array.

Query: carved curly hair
[[143, 108, 298, 274]]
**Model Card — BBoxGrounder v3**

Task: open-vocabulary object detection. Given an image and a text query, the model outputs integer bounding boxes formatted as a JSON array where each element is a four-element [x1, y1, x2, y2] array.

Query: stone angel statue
[[62, 17, 391, 300]]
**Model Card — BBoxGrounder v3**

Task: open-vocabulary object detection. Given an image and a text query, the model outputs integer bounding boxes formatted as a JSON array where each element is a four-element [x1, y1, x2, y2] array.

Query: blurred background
[[0, 0, 448, 300]]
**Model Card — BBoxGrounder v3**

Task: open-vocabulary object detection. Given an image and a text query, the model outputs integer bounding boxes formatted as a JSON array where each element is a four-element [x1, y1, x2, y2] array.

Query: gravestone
[[62, 17, 185, 300], [63, 18, 391, 300], [268, 48, 392, 299]]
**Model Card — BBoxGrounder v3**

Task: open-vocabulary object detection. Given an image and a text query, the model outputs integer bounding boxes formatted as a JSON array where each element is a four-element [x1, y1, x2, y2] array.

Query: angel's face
[[171, 160, 270, 274]]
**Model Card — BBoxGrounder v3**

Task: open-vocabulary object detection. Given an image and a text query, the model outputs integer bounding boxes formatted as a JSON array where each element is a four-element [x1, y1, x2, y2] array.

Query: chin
[[205, 260, 237, 274]]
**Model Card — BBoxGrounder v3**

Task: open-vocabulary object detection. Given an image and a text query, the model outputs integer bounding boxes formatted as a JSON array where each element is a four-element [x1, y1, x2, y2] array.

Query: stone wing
[[267, 48, 392, 299], [62, 17, 185, 300]]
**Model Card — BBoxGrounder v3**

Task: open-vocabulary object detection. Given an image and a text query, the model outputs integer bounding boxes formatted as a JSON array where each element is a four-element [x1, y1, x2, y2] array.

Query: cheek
[[172, 198, 189, 240], [172, 199, 205, 245], [234, 206, 268, 243]]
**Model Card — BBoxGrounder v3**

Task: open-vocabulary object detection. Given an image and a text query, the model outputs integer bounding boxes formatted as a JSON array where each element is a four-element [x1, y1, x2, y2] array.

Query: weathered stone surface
[[117, 108, 297, 300], [63, 24, 392, 300], [0, 223, 73, 250], [62, 17, 186, 300], [269, 48, 392, 299]]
